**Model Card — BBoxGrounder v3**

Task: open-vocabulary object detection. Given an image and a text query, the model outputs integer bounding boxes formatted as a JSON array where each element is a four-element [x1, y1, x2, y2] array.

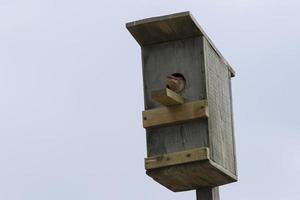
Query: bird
[[166, 73, 186, 93]]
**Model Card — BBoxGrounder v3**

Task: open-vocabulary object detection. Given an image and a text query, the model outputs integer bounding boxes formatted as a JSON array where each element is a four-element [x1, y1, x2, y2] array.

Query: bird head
[[166, 73, 186, 93]]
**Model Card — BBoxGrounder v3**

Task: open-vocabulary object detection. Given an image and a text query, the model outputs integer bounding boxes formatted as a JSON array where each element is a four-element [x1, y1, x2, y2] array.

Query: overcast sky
[[0, 1, 300, 200]]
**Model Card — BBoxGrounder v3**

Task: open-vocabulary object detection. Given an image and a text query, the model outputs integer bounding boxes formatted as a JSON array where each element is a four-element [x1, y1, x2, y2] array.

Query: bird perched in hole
[[166, 73, 186, 93]]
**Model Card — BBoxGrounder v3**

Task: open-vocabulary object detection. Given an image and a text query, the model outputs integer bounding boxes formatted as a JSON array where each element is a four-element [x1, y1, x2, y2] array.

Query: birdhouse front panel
[[126, 11, 237, 192], [142, 37, 209, 157], [142, 37, 207, 110]]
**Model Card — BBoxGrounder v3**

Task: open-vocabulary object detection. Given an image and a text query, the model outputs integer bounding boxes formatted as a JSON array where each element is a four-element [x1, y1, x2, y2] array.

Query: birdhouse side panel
[[203, 37, 237, 175], [142, 37, 209, 157]]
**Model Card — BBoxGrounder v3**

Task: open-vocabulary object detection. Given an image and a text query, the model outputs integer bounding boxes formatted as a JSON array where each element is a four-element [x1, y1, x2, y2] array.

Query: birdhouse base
[[145, 148, 237, 192]]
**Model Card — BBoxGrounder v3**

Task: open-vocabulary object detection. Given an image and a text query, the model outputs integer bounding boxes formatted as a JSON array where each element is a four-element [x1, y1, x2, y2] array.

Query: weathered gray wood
[[126, 12, 201, 46], [142, 37, 207, 109], [203, 37, 237, 175], [126, 11, 235, 77], [229, 70, 238, 175], [147, 159, 236, 192], [126, 11, 238, 192], [142, 37, 208, 157], [196, 187, 220, 200], [142, 35, 237, 176], [146, 120, 209, 157]]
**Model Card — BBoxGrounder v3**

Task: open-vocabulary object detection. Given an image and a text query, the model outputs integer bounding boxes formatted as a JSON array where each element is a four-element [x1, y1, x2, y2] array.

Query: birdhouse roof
[[126, 11, 235, 77]]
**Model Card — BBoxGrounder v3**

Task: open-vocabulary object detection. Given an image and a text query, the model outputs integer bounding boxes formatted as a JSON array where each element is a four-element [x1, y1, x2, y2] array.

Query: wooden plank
[[142, 100, 208, 128], [142, 37, 207, 110], [151, 88, 184, 106], [145, 147, 209, 170], [126, 11, 235, 77], [208, 160, 237, 181], [146, 159, 237, 192], [126, 12, 200, 46], [196, 187, 219, 200], [203, 37, 237, 176], [143, 37, 209, 159], [146, 120, 209, 157]]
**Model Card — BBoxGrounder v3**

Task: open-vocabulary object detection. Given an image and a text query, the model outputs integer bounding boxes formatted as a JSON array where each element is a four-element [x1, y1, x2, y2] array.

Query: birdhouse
[[126, 12, 237, 192]]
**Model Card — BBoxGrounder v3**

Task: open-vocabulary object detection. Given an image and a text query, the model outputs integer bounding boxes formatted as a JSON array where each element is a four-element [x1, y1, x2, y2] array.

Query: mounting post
[[196, 187, 219, 200]]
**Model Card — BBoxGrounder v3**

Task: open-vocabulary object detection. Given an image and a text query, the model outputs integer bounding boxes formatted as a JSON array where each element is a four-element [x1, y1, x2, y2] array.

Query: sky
[[0, 0, 300, 199]]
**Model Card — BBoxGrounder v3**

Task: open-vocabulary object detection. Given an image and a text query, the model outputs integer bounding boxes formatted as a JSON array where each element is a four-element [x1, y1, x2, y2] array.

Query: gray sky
[[0, 0, 300, 199]]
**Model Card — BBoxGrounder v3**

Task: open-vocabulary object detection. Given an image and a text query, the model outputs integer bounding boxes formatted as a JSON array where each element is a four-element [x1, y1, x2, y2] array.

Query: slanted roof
[[126, 11, 235, 77]]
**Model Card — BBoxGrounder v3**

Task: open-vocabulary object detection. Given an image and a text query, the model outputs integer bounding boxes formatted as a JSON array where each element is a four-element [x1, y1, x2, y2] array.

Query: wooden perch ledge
[[151, 88, 184, 106]]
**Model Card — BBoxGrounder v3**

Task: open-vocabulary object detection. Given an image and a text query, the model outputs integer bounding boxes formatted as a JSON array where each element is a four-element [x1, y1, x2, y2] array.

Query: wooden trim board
[[151, 88, 184, 106], [142, 100, 208, 128], [146, 154, 237, 192], [145, 147, 209, 170]]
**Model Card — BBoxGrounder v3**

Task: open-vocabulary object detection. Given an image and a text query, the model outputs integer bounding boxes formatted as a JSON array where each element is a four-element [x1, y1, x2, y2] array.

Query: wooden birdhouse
[[126, 12, 237, 192]]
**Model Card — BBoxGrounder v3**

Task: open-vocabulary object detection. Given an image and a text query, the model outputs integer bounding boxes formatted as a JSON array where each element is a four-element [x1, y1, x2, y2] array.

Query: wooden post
[[196, 187, 219, 200]]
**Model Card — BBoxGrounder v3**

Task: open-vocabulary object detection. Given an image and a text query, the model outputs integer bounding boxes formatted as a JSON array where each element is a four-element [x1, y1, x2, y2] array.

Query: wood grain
[[203, 37, 237, 175], [145, 147, 209, 170], [142, 37, 209, 161], [126, 12, 238, 193], [126, 11, 235, 77], [146, 158, 237, 192], [142, 37, 207, 110], [142, 100, 208, 128], [151, 88, 184, 106], [146, 120, 209, 157]]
